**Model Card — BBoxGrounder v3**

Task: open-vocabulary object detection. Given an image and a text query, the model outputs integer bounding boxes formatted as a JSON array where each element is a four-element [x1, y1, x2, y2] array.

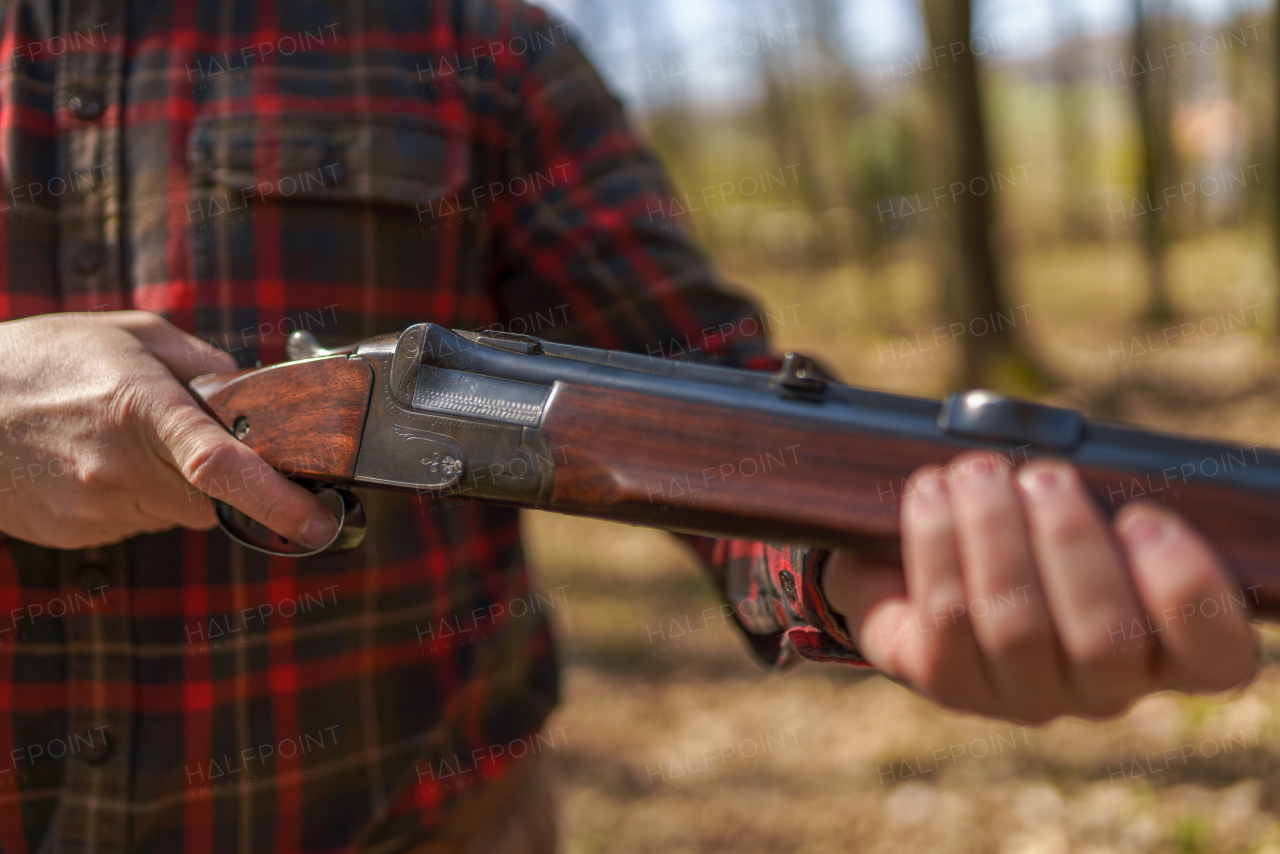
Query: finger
[[176, 503, 219, 532], [131, 462, 221, 531], [105, 311, 237, 380], [1016, 462, 1150, 717], [33, 424, 216, 539], [821, 548, 907, 663], [1115, 506, 1258, 694], [26, 492, 176, 550], [142, 387, 338, 550], [79, 417, 225, 533], [894, 467, 1000, 713], [950, 452, 1068, 722]]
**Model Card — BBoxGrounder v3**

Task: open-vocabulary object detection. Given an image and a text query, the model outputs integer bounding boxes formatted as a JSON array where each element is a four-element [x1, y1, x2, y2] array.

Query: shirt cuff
[[766, 545, 868, 667], [700, 538, 868, 668]]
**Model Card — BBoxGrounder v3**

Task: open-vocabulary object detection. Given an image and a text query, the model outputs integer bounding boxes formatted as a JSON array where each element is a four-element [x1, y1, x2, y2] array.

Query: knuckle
[[983, 615, 1055, 660], [100, 368, 152, 428], [1070, 628, 1129, 674], [1037, 505, 1096, 549], [908, 507, 954, 542], [1143, 566, 1215, 617], [953, 451, 1006, 479], [77, 455, 117, 491], [252, 490, 290, 531], [908, 643, 955, 696], [907, 465, 947, 493], [1068, 656, 1146, 719], [178, 441, 239, 492], [92, 372, 127, 419], [964, 502, 1007, 539], [163, 403, 212, 442], [903, 469, 952, 521]]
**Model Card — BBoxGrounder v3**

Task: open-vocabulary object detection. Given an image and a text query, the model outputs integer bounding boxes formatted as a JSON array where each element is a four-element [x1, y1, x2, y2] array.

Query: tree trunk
[[1273, 6, 1280, 327], [919, 0, 1038, 391], [1052, 0, 1098, 240], [1133, 0, 1176, 323]]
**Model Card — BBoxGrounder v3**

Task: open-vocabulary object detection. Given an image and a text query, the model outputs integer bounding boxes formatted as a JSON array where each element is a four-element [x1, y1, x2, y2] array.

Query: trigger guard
[[214, 485, 367, 557]]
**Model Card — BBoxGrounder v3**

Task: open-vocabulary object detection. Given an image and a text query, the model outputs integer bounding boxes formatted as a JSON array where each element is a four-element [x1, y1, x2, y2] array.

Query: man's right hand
[[823, 453, 1258, 724], [0, 311, 338, 550]]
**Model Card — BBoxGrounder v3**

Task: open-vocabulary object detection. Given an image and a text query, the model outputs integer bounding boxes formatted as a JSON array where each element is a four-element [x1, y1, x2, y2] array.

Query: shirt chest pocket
[[184, 113, 482, 358], [188, 113, 469, 206]]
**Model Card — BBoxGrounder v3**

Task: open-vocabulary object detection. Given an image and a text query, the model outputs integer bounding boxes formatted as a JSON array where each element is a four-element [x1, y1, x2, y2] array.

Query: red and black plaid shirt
[[0, 1, 863, 850]]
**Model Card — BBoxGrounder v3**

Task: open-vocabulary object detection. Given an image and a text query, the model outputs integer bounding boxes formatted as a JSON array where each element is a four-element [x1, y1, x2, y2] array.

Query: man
[[0, 0, 1257, 851]]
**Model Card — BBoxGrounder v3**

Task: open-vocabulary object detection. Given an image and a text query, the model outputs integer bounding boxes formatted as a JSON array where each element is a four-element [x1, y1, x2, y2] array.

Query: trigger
[[214, 486, 366, 557]]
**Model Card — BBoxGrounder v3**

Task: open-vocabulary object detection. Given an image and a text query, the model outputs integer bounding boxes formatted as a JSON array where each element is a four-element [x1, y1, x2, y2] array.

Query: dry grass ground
[[522, 230, 1280, 853]]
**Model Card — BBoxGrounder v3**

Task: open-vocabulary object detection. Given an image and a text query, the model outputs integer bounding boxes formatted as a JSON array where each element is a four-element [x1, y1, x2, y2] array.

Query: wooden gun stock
[[188, 324, 1280, 621], [539, 384, 1280, 619], [190, 356, 373, 481]]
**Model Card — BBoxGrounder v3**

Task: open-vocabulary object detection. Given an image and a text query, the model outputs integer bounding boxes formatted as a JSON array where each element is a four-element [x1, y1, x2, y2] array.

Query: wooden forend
[[541, 382, 1280, 619]]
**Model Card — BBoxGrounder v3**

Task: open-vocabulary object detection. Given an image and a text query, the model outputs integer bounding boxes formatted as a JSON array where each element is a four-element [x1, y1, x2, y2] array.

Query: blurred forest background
[[517, 0, 1280, 851]]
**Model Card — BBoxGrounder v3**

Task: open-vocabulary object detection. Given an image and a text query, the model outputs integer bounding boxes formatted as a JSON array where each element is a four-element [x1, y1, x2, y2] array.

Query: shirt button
[[75, 563, 110, 594], [79, 729, 114, 765], [70, 240, 104, 274], [68, 91, 103, 120], [779, 570, 797, 601]]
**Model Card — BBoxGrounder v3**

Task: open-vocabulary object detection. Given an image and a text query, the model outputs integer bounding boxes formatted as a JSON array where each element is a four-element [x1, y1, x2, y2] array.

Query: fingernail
[[1121, 516, 1168, 549], [1017, 466, 1065, 499], [299, 517, 337, 550]]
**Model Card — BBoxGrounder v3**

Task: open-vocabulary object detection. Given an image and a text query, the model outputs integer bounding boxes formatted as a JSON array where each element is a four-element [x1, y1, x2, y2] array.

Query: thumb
[[143, 386, 339, 550]]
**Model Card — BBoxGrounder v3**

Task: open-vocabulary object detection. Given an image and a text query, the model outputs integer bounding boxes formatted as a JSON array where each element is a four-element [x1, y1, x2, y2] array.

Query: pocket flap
[[188, 113, 469, 207]]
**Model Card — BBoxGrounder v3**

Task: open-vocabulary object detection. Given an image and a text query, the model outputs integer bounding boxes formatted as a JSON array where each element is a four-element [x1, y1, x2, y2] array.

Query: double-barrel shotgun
[[188, 323, 1280, 618]]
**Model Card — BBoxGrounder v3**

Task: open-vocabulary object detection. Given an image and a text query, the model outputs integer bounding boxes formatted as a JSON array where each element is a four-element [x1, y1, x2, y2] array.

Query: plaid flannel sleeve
[[485, 0, 867, 669], [685, 540, 868, 667]]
